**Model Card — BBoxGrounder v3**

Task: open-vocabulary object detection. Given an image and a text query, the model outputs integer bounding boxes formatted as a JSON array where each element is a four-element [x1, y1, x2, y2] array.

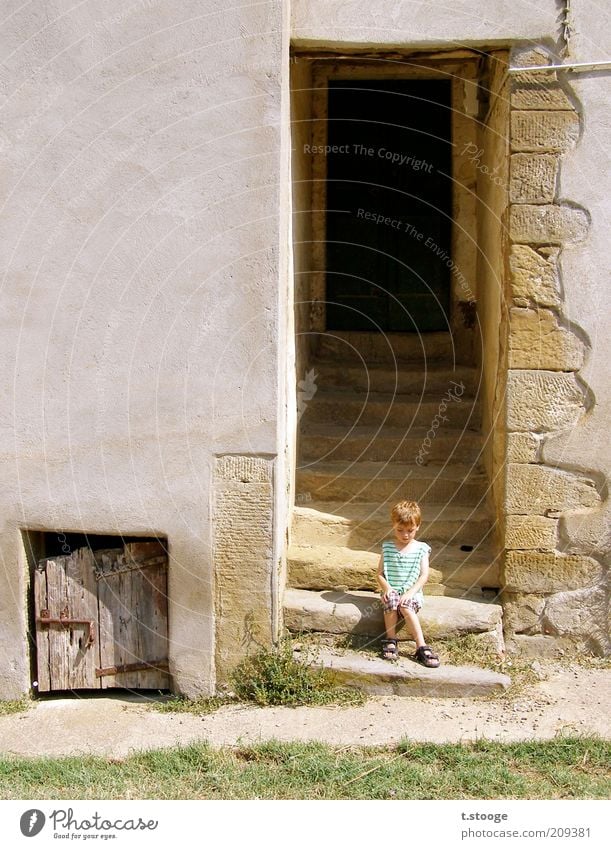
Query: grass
[[0, 699, 28, 716], [153, 695, 230, 715], [0, 737, 608, 799]]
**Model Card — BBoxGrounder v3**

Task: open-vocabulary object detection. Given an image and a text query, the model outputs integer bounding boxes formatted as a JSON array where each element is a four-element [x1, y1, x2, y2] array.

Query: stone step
[[299, 424, 484, 464], [310, 362, 479, 396], [284, 588, 504, 649], [287, 544, 501, 595], [301, 390, 481, 429], [296, 461, 488, 504], [292, 502, 494, 549], [308, 647, 510, 697], [315, 331, 455, 364]]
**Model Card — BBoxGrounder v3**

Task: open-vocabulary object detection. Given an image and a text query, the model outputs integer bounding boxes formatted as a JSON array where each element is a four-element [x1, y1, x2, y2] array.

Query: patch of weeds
[[496, 655, 540, 697], [0, 699, 29, 716], [436, 634, 538, 697], [230, 640, 365, 708], [333, 633, 379, 655], [437, 633, 500, 669], [152, 695, 231, 715], [566, 652, 611, 671]]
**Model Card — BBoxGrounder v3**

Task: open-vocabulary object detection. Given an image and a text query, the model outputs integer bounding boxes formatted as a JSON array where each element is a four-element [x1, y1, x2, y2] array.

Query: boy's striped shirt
[[382, 540, 431, 594]]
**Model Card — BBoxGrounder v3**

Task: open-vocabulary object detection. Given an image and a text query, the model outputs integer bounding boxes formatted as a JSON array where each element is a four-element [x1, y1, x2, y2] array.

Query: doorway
[[325, 78, 452, 332], [292, 55, 481, 362]]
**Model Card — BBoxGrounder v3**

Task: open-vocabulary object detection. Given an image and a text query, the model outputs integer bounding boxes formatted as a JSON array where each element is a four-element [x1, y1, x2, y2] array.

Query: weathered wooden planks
[[34, 541, 169, 692], [34, 548, 98, 691]]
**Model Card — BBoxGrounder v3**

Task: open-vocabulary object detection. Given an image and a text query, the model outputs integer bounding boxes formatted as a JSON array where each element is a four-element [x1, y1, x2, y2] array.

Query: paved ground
[[1, 661, 609, 759]]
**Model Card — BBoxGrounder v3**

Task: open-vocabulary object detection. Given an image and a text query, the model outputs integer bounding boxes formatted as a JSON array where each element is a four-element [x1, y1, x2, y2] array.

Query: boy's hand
[[378, 580, 392, 601]]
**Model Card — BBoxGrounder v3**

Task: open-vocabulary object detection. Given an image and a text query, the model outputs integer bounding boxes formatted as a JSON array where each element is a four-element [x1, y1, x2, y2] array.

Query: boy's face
[[393, 521, 420, 544]]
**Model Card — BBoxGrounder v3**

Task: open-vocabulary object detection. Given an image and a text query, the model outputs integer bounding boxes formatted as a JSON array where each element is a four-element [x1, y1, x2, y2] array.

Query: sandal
[[381, 639, 399, 661], [414, 645, 440, 668]]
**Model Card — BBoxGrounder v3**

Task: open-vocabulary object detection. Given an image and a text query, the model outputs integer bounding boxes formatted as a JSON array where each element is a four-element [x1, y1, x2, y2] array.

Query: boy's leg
[[383, 609, 399, 639], [400, 606, 440, 666], [399, 607, 426, 648]]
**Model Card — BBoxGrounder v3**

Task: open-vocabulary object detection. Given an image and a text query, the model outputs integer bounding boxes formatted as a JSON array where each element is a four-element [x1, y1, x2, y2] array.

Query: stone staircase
[[285, 332, 507, 696]]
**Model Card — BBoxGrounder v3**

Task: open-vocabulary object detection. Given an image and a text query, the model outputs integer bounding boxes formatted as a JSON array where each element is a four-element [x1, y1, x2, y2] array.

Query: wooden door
[[34, 548, 98, 691], [95, 542, 169, 689], [34, 541, 169, 692]]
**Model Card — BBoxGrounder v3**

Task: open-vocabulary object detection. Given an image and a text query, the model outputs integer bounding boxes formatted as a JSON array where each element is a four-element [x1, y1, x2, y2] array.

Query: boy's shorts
[[382, 589, 422, 615]]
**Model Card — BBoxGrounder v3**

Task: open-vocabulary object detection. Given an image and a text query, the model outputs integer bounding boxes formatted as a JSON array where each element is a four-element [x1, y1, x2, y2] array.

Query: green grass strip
[[0, 738, 608, 800]]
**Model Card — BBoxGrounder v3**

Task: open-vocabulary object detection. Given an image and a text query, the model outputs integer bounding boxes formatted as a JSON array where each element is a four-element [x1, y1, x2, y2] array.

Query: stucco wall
[[0, 0, 288, 698], [292, 0, 559, 49]]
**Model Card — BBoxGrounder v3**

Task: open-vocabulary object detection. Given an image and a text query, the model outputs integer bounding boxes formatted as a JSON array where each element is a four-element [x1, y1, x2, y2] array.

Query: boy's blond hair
[[390, 500, 422, 527]]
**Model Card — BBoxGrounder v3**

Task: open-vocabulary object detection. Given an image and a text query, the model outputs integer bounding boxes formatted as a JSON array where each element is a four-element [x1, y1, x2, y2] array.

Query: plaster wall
[[292, 1, 559, 50], [0, 0, 288, 698]]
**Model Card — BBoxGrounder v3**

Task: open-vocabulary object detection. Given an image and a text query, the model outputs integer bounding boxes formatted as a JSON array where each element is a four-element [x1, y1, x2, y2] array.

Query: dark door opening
[[325, 78, 452, 332]]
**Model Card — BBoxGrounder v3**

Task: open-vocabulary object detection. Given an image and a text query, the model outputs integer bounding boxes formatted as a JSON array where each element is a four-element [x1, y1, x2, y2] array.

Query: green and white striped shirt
[[382, 540, 431, 601]]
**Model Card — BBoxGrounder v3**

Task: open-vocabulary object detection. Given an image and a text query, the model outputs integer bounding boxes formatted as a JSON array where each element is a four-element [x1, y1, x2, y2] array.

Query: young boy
[[376, 499, 440, 667]]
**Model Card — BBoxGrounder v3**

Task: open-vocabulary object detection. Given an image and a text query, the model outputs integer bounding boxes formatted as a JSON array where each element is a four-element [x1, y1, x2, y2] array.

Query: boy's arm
[[376, 555, 392, 596], [400, 553, 430, 600]]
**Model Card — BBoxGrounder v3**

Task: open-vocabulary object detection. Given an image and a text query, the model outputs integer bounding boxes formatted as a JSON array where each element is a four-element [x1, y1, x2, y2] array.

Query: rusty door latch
[[37, 608, 95, 647]]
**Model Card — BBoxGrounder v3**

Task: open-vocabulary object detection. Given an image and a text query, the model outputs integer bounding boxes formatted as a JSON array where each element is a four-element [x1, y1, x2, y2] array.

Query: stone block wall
[[502, 47, 607, 654]]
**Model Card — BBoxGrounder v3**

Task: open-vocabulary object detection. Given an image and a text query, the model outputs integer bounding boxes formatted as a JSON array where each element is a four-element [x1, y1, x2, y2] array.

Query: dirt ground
[[0, 660, 609, 759]]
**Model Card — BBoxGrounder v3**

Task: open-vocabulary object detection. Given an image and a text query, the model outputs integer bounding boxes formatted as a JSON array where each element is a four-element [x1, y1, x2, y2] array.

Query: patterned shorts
[[382, 589, 422, 615]]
